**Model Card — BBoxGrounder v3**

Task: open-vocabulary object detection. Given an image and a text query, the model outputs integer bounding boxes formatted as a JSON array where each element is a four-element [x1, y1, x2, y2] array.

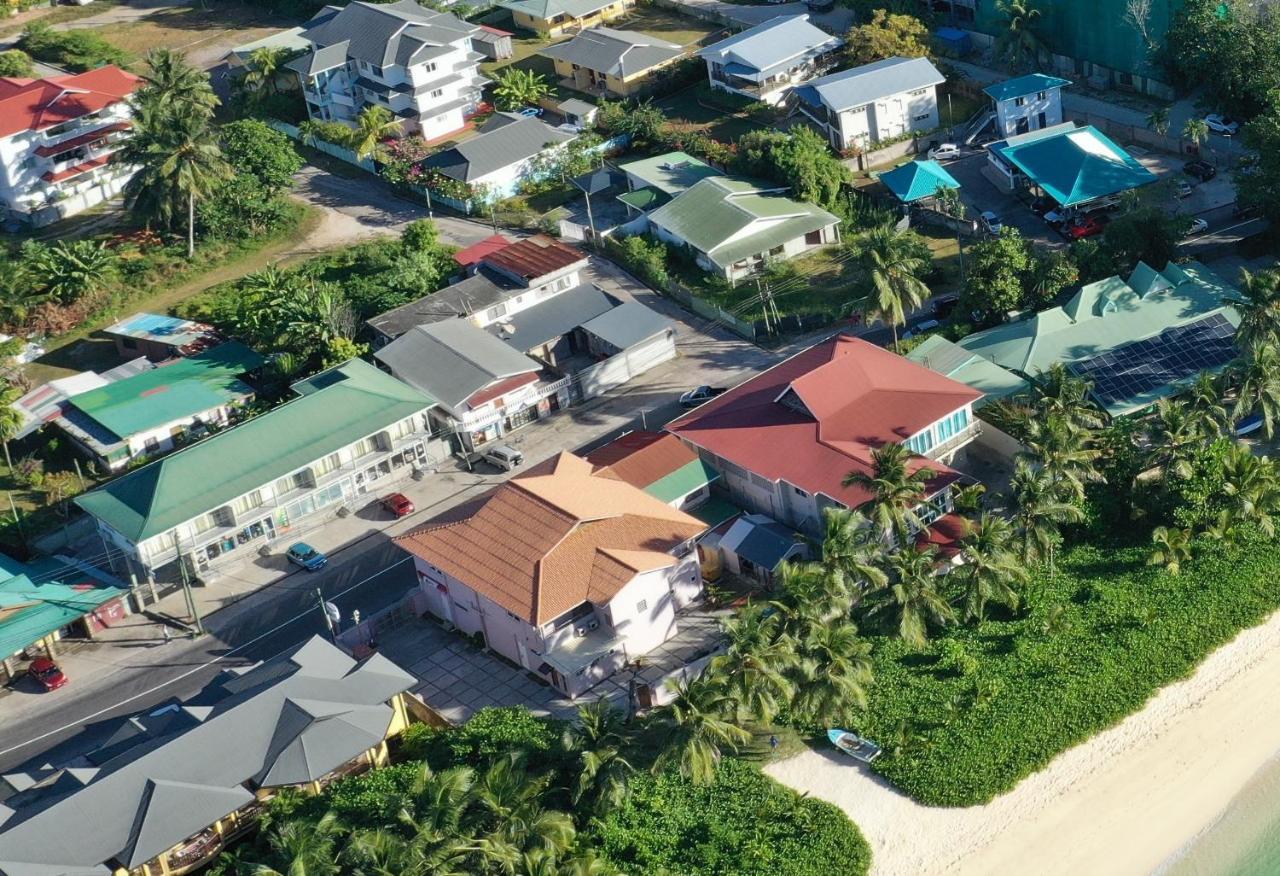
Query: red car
[[1066, 214, 1108, 240], [29, 657, 67, 691], [382, 493, 415, 518]]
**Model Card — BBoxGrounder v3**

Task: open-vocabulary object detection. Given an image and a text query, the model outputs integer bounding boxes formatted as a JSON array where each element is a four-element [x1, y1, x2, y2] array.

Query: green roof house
[[957, 261, 1240, 416], [986, 121, 1157, 208], [76, 359, 436, 580], [56, 342, 263, 471], [646, 176, 840, 282], [616, 151, 723, 214], [905, 335, 1029, 405]]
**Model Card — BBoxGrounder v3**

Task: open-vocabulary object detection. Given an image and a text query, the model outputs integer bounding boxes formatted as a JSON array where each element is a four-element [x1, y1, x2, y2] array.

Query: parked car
[[1185, 217, 1209, 236], [1030, 196, 1056, 217], [902, 319, 941, 340], [1174, 179, 1194, 199], [980, 211, 1003, 234], [287, 542, 328, 572], [679, 385, 727, 408], [1184, 160, 1217, 181], [1065, 213, 1108, 239], [29, 657, 67, 691], [1043, 207, 1071, 226], [381, 492, 415, 518], [516, 107, 543, 118], [1204, 113, 1239, 136], [482, 444, 524, 472], [927, 142, 961, 160], [933, 295, 960, 319]]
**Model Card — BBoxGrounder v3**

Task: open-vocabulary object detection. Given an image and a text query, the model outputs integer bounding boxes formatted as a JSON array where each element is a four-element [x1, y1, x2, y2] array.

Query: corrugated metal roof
[[879, 159, 960, 203], [794, 55, 944, 112], [367, 267, 521, 340], [983, 73, 1071, 102], [905, 335, 1029, 404], [579, 300, 674, 349], [497, 0, 622, 23], [422, 115, 574, 182], [488, 284, 619, 351], [618, 150, 722, 195], [300, 0, 475, 68], [482, 234, 587, 281], [989, 123, 1157, 207], [697, 14, 841, 76], [538, 27, 683, 78]]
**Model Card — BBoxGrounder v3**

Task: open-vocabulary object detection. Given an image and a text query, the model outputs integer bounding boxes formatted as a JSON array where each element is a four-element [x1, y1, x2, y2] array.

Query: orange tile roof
[[482, 234, 587, 282], [585, 431, 697, 489], [396, 452, 705, 624], [0, 67, 138, 139]]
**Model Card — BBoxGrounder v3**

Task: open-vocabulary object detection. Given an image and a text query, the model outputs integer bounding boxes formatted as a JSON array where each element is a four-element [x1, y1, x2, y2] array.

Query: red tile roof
[[453, 234, 512, 268], [668, 335, 981, 509], [585, 431, 697, 490], [917, 512, 967, 558], [464, 371, 539, 407], [482, 234, 587, 282], [0, 67, 138, 139]]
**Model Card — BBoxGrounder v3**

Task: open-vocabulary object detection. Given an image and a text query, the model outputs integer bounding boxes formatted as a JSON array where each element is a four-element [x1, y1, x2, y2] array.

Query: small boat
[[827, 728, 882, 763]]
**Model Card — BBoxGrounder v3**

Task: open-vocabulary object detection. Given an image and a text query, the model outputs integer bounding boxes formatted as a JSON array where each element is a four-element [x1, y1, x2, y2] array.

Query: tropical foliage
[[492, 68, 553, 111]]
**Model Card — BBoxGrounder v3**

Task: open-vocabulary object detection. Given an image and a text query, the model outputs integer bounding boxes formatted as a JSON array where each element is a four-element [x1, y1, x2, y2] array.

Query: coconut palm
[[1145, 398, 1208, 482], [1231, 342, 1280, 438], [1184, 370, 1231, 438], [349, 105, 403, 161], [868, 546, 954, 647], [654, 676, 752, 785], [476, 755, 576, 868], [563, 699, 634, 819], [1226, 268, 1280, 356], [1146, 106, 1170, 137], [1029, 363, 1106, 432], [1010, 459, 1084, 576], [1019, 413, 1102, 503], [709, 603, 796, 725], [1220, 444, 1280, 536], [244, 45, 292, 97], [789, 619, 873, 724], [994, 0, 1048, 70], [851, 225, 931, 348], [252, 811, 343, 876], [1147, 526, 1193, 575], [816, 507, 888, 599], [136, 48, 219, 118], [843, 443, 937, 546], [774, 561, 857, 627], [0, 383, 24, 470], [953, 513, 1028, 623], [952, 482, 988, 516]]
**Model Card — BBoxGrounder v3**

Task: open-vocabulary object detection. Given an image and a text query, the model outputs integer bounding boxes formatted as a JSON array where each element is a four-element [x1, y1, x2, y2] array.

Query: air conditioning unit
[[585, 618, 599, 632], [574, 626, 588, 637]]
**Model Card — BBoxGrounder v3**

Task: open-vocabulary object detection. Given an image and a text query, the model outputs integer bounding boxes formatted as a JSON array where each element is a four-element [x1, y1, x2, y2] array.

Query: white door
[[516, 638, 531, 670]]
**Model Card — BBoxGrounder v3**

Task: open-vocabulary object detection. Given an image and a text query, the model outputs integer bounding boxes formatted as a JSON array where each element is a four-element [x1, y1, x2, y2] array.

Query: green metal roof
[[982, 73, 1072, 102], [906, 335, 1029, 405], [617, 187, 668, 211], [68, 342, 263, 442], [75, 359, 435, 544], [879, 159, 960, 203], [989, 123, 1157, 207], [0, 556, 127, 659], [648, 176, 840, 270], [617, 151, 722, 195], [958, 260, 1239, 386], [643, 459, 719, 505]]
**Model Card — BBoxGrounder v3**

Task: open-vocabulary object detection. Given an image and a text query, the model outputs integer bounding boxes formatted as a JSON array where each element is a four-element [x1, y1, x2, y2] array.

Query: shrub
[[0, 50, 35, 78], [440, 706, 565, 767], [18, 24, 130, 71], [595, 759, 871, 876], [220, 120, 304, 193]]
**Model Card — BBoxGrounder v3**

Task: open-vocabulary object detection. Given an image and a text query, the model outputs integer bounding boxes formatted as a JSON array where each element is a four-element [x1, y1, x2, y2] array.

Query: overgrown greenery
[[1164, 0, 1280, 120], [845, 9, 931, 66], [18, 22, 130, 71]]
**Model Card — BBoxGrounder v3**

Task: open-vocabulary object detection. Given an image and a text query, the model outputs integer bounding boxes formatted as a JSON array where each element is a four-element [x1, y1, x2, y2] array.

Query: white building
[[982, 73, 1070, 139], [286, 0, 487, 142], [419, 113, 575, 201], [396, 452, 707, 699], [793, 55, 945, 152], [0, 66, 138, 228], [697, 15, 843, 106]]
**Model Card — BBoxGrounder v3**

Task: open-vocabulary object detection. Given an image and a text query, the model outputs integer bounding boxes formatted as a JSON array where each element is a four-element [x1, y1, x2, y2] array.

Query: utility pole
[[173, 531, 205, 636], [318, 588, 338, 642]]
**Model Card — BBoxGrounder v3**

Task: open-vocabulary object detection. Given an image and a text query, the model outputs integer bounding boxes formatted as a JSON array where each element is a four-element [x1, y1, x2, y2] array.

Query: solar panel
[[1069, 314, 1237, 412]]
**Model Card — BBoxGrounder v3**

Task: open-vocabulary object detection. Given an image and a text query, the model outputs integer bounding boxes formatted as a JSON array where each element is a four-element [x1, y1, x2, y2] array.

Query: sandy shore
[[765, 609, 1280, 876]]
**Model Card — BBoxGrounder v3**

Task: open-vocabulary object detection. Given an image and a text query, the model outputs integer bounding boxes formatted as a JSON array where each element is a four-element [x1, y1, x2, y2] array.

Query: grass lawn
[[0, 0, 121, 39], [860, 534, 1280, 806], [937, 90, 985, 135], [93, 0, 294, 66], [682, 245, 858, 323], [612, 4, 728, 47], [655, 85, 769, 143]]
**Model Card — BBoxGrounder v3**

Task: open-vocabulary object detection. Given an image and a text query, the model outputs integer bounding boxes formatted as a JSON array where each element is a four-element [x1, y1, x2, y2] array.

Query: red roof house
[[453, 234, 512, 268], [668, 335, 982, 514], [0, 67, 139, 139]]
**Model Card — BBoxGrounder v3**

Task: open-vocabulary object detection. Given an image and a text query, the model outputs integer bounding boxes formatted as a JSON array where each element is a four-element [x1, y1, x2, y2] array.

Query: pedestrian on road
[[161, 626, 171, 645]]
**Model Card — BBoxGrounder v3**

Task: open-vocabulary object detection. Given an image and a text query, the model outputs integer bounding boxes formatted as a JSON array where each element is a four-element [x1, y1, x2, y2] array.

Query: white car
[[1204, 114, 1239, 136], [980, 211, 1003, 234], [928, 143, 961, 161], [1186, 217, 1209, 236]]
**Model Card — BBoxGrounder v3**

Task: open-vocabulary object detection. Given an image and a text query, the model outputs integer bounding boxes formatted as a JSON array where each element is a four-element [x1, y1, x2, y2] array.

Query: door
[[1016, 117, 1030, 134], [516, 638, 531, 670], [1036, 111, 1047, 130]]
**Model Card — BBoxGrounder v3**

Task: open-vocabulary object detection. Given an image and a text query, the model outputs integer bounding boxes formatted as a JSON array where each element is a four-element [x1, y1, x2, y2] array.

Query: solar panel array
[[1069, 313, 1237, 412]]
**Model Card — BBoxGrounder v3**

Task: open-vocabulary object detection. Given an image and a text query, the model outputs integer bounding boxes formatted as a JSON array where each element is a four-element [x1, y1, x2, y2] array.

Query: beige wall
[[514, 0, 634, 36]]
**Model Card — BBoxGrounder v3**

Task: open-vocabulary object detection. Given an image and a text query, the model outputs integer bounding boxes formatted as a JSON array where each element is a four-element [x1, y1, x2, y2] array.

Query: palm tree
[[563, 699, 634, 819], [1226, 268, 1280, 356], [1182, 117, 1210, 157], [0, 263, 51, 329], [0, 383, 23, 471], [850, 225, 931, 348], [843, 443, 936, 546], [1231, 342, 1280, 438], [789, 619, 873, 724], [709, 604, 796, 725], [1019, 413, 1102, 503], [28, 239, 117, 304], [994, 0, 1048, 70], [492, 68, 553, 111], [1010, 459, 1085, 577], [1147, 526, 1193, 575], [1184, 370, 1231, 438], [817, 507, 888, 595], [253, 811, 343, 876], [654, 676, 752, 785], [1220, 444, 1280, 536], [1146, 106, 1170, 137], [1145, 398, 1208, 482], [953, 513, 1028, 623], [476, 754, 576, 868], [136, 48, 219, 118], [244, 45, 292, 97], [1029, 363, 1106, 432], [869, 546, 954, 648], [349, 105, 403, 161], [952, 482, 988, 516]]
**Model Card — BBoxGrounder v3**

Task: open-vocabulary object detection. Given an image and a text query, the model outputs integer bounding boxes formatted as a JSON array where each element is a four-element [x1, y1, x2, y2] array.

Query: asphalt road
[[0, 540, 416, 775]]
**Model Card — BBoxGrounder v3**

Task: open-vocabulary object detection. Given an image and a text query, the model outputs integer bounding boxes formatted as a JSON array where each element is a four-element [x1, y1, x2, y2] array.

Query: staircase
[[962, 110, 997, 146]]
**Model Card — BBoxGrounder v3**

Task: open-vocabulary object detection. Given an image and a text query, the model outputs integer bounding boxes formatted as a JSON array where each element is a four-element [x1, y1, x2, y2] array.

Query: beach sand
[[765, 609, 1280, 876]]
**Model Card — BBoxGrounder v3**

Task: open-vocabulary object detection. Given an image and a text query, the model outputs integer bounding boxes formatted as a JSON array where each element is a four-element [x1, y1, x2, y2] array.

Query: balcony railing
[[927, 422, 982, 461], [166, 828, 222, 875]]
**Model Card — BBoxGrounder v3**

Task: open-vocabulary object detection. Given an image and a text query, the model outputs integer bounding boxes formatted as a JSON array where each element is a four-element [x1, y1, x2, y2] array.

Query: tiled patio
[[378, 603, 730, 724]]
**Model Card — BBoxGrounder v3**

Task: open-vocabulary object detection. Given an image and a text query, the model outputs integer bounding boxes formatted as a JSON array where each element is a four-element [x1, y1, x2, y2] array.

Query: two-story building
[[0, 66, 138, 228], [75, 359, 439, 583], [668, 335, 982, 540], [498, 0, 635, 37], [539, 27, 684, 98], [983, 73, 1071, 138], [793, 55, 945, 152], [396, 451, 707, 698], [285, 0, 486, 142], [0, 637, 415, 876], [419, 113, 575, 200], [698, 15, 843, 106]]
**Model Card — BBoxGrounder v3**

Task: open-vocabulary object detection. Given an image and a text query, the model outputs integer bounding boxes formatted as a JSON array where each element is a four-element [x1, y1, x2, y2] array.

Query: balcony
[[34, 122, 130, 157], [39, 108, 130, 149], [165, 828, 223, 875], [927, 421, 982, 461]]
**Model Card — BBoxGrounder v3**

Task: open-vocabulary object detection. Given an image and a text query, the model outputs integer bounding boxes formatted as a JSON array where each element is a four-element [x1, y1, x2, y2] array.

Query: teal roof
[[990, 123, 1157, 207], [644, 459, 719, 505], [906, 335, 1029, 404], [0, 556, 126, 659], [68, 342, 263, 442], [75, 359, 435, 544], [879, 160, 960, 203], [982, 73, 1071, 102]]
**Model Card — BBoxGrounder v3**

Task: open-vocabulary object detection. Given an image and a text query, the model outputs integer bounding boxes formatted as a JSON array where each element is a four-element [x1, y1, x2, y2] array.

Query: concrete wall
[[994, 89, 1064, 138]]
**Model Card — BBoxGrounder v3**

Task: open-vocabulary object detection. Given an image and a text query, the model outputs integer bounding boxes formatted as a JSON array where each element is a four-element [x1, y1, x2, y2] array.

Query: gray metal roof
[[579, 300, 674, 350], [0, 638, 414, 876], [367, 267, 521, 340], [375, 319, 542, 409], [793, 55, 944, 112], [284, 40, 349, 77], [697, 15, 841, 76], [422, 114, 574, 183], [539, 27, 683, 78], [488, 284, 618, 352], [300, 0, 476, 69]]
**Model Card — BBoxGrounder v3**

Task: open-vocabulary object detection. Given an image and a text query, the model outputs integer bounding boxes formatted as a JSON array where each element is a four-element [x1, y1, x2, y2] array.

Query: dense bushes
[[400, 705, 566, 766], [18, 23, 130, 71], [598, 758, 871, 876]]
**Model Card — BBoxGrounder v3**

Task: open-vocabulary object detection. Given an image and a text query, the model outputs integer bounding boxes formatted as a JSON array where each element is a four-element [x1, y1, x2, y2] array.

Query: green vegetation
[[1165, 0, 1280, 121], [492, 67, 553, 110], [17, 22, 131, 71], [0, 49, 35, 78], [845, 9, 932, 66]]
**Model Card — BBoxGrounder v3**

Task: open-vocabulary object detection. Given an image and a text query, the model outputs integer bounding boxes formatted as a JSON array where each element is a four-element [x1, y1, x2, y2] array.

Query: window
[[914, 113, 931, 121], [1014, 96, 1025, 107], [487, 302, 507, 321], [908, 88, 926, 96], [1036, 91, 1046, 100], [143, 436, 160, 454], [313, 452, 342, 476], [636, 599, 648, 613], [423, 62, 437, 73], [430, 88, 443, 99], [904, 428, 935, 455], [935, 408, 970, 443], [793, 485, 809, 497]]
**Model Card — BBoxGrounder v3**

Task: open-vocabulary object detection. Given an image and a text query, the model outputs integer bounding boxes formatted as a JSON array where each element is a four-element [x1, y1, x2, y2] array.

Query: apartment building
[[286, 0, 487, 142], [793, 55, 945, 152], [698, 15, 843, 106], [0, 66, 138, 228]]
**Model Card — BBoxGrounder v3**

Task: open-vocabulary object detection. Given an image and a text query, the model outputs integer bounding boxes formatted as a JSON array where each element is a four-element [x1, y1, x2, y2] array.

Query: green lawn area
[[860, 534, 1280, 806], [0, 0, 121, 39], [655, 85, 770, 143], [613, 4, 728, 47]]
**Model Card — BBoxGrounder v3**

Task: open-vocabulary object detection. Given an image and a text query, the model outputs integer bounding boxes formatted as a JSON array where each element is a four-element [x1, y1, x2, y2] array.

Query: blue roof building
[[986, 122, 1156, 208], [697, 15, 843, 107], [879, 159, 961, 203]]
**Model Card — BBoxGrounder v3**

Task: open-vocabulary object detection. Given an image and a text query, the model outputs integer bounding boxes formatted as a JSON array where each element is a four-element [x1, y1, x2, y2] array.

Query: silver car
[[482, 444, 524, 472]]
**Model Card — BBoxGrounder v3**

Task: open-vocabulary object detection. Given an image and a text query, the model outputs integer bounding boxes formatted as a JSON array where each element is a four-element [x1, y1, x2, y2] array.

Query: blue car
[[287, 542, 328, 572]]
